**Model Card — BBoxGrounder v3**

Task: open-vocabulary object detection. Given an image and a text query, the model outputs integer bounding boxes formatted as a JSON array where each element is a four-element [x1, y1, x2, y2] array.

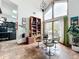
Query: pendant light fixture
[[40, 0, 47, 34], [40, 0, 47, 12]]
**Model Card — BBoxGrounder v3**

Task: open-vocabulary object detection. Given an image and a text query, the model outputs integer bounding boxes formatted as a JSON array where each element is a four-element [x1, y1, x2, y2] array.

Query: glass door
[[45, 22, 53, 39], [54, 17, 64, 43]]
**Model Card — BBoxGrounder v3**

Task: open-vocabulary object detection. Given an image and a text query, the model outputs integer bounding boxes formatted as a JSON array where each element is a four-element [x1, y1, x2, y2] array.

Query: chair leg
[[49, 47, 51, 59], [49, 47, 51, 56], [55, 43, 56, 51], [47, 47, 54, 56], [36, 42, 39, 48], [38, 42, 39, 48], [55, 43, 56, 48]]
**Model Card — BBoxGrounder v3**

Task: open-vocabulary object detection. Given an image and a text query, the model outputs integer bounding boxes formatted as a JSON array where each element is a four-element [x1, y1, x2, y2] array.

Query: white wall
[[69, 0, 79, 17], [9, 0, 42, 43], [68, 0, 79, 44]]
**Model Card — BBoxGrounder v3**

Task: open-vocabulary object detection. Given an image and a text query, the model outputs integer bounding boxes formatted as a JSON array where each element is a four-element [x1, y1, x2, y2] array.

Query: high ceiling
[[8, 0, 67, 18], [28, 0, 67, 11]]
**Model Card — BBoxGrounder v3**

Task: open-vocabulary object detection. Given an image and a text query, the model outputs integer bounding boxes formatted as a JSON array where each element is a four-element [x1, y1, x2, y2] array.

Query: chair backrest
[[43, 34, 48, 44], [43, 33, 54, 47]]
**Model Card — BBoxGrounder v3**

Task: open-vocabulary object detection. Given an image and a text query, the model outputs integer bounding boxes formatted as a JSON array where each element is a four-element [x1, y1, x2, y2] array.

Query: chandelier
[[40, 0, 47, 12]]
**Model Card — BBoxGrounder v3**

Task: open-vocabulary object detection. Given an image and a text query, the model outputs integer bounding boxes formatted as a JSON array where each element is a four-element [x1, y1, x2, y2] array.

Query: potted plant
[[68, 23, 79, 52]]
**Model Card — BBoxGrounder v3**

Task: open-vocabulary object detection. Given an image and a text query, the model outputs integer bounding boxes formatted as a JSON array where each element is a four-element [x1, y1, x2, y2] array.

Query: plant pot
[[72, 45, 79, 52]]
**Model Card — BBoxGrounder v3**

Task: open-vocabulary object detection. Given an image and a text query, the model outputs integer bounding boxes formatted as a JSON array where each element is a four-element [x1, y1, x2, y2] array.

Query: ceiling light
[[0, 18, 5, 22], [33, 12, 36, 14], [12, 15, 16, 18], [12, 10, 17, 14], [40, 0, 47, 12], [0, 21, 3, 23]]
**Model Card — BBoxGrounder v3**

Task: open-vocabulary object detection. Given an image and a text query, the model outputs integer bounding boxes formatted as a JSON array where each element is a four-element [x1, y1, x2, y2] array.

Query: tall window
[[45, 2, 67, 20], [44, 2, 67, 40], [54, 2, 67, 18], [44, 7, 52, 20]]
